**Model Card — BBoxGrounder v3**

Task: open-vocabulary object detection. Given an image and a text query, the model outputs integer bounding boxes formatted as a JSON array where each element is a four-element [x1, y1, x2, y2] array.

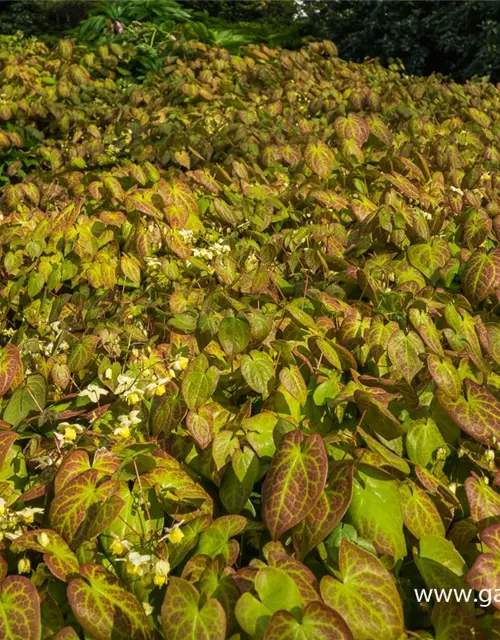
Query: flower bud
[[18, 558, 31, 574]]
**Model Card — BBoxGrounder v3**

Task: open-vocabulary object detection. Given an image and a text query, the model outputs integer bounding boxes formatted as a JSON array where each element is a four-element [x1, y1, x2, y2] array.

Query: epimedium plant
[[0, 25, 499, 640]]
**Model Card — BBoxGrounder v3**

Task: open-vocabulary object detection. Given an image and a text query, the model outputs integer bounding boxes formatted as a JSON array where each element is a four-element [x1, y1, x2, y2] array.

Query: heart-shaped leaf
[[0, 576, 40, 640], [14, 529, 79, 581], [320, 539, 404, 640], [68, 564, 151, 640], [293, 461, 354, 558], [262, 430, 327, 540], [161, 577, 226, 640], [437, 379, 500, 444], [264, 601, 354, 640]]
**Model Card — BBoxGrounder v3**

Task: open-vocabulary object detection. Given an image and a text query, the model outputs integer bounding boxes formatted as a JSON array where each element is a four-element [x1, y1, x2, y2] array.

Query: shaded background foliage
[[4, 0, 500, 81]]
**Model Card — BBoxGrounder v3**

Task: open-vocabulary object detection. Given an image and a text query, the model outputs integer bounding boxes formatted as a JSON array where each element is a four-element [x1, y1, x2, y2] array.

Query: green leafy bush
[[0, 27, 499, 640], [301, 0, 500, 82]]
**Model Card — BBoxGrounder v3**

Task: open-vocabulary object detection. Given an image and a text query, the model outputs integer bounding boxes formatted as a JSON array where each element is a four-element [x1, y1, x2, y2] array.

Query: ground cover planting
[[0, 27, 500, 639]]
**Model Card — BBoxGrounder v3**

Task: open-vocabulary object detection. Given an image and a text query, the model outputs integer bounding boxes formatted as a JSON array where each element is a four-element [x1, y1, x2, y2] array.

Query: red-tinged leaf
[[161, 577, 226, 640], [467, 552, 500, 610], [120, 254, 141, 285], [353, 390, 403, 440], [279, 365, 307, 406], [68, 564, 151, 640], [0, 344, 20, 397], [427, 354, 462, 400], [387, 329, 424, 383], [465, 474, 500, 523], [55, 627, 80, 640], [186, 408, 213, 450], [50, 469, 121, 548], [67, 335, 99, 373], [320, 539, 404, 640], [408, 308, 444, 356], [141, 454, 213, 519], [262, 430, 327, 540], [14, 529, 79, 581], [293, 461, 354, 558], [437, 379, 500, 444], [99, 211, 127, 227], [334, 113, 369, 147], [124, 193, 162, 219], [0, 576, 40, 640], [400, 480, 446, 539], [54, 449, 90, 494], [463, 247, 500, 304], [304, 140, 335, 178], [264, 601, 354, 640], [408, 241, 449, 279], [309, 189, 347, 211], [0, 430, 17, 468], [368, 115, 392, 146], [479, 523, 500, 553]]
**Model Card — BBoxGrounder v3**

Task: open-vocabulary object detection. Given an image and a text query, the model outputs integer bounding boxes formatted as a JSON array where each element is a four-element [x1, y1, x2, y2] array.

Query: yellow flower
[[127, 392, 141, 405], [64, 426, 77, 442], [155, 384, 166, 397], [167, 527, 184, 545], [0, 498, 5, 517], [153, 558, 170, 586], [153, 574, 167, 586], [110, 538, 127, 555], [114, 426, 130, 440]]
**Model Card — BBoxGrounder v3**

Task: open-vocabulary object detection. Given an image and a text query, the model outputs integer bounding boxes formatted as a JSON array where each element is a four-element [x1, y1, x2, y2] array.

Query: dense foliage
[[1, 26, 500, 640], [299, 0, 500, 82]]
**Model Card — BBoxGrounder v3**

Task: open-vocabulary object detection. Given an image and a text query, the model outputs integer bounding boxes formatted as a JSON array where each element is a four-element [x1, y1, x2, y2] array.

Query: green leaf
[[415, 535, 468, 595], [181, 359, 219, 411], [304, 140, 335, 178], [408, 241, 448, 279], [68, 564, 151, 640], [262, 430, 327, 540], [218, 316, 251, 357], [0, 576, 40, 640], [279, 366, 307, 406], [161, 577, 226, 640], [255, 566, 303, 614], [196, 515, 246, 563], [67, 335, 99, 373], [406, 418, 447, 468], [399, 480, 445, 539], [241, 350, 274, 396], [353, 391, 402, 440], [220, 447, 259, 513], [347, 465, 406, 559], [235, 592, 271, 639], [264, 601, 354, 640], [427, 355, 462, 400], [387, 329, 424, 383], [320, 539, 404, 640], [4, 374, 47, 426], [28, 272, 44, 298]]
